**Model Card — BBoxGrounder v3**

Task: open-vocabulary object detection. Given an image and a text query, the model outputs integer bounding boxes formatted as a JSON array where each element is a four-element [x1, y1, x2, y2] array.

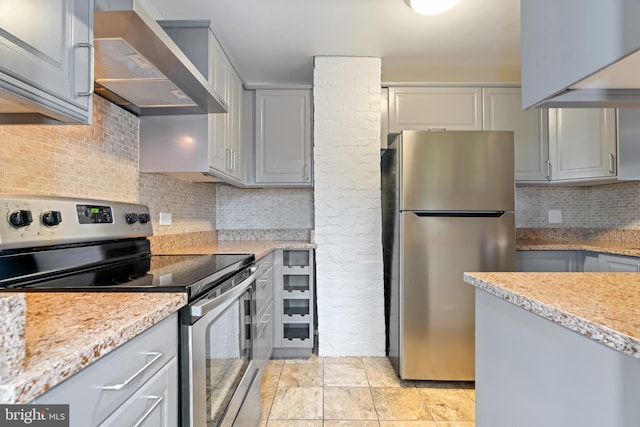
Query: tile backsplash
[[215, 184, 313, 230], [516, 181, 640, 230]]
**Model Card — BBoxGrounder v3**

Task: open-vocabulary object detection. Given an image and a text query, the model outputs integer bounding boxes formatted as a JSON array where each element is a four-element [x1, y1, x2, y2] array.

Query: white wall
[[313, 56, 385, 356]]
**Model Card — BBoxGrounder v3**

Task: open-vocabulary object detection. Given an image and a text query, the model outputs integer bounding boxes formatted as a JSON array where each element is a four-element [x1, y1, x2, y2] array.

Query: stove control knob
[[9, 210, 33, 228], [42, 210, 63, 227], [125, 212, 139, 225], [138, 213, 150, 224]]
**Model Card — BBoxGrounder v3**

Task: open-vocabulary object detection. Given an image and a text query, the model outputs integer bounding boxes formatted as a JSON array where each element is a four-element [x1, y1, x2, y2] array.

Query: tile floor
[[259, 356, 475, 427]]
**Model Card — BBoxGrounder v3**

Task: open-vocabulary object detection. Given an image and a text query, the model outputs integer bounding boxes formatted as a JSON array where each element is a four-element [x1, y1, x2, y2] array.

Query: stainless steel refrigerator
[[381, 130, 515, 381]]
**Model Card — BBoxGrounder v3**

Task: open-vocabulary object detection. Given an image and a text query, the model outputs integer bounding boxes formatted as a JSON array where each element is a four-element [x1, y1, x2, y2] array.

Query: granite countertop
[[160, 240, 317, 259], [517, 238, 640, 258], [464, 272, 640, 358], [0, 292, 187, 404]]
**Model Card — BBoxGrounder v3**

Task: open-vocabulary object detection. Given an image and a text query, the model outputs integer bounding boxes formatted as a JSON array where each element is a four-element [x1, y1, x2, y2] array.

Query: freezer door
[[399, 211, 515, 380], [400, 131, 514, 211]]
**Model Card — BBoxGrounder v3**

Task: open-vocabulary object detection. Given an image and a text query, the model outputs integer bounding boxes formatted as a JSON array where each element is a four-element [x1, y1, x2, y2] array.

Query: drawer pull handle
[[133, 395, 164, 427], [102, 351, 163, 391]]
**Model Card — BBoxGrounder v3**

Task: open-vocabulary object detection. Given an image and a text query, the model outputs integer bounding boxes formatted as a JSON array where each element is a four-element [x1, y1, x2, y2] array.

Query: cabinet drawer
[[99, 357, 178, 427], [34, 314, 178, 426], [254, 301, 274, 372], [256, 275, 273, 318]]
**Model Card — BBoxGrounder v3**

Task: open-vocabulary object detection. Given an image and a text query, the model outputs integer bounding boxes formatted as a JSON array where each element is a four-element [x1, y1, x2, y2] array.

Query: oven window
[[206, 290, 252, 426]]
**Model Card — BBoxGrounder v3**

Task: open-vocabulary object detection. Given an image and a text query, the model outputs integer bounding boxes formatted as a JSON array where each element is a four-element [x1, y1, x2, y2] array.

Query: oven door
[[181, 266, 259, 427]]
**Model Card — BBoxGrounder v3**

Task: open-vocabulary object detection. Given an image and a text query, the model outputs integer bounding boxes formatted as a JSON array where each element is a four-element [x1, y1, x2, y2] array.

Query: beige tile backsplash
[[516, 182, 640, 230]]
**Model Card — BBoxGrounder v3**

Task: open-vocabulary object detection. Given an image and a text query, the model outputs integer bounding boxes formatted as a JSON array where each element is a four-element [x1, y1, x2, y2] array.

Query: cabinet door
[[482, 88, 549, 182], [227, 71, 243, 180], [598, 254, 640, 272], [516, 250, 577, 272], [388, 87, 482, 132], [0, 0, 93, 123], [549, 108, 617, 181], [255, 90, 312, 185], [209, 64, 229, 173]]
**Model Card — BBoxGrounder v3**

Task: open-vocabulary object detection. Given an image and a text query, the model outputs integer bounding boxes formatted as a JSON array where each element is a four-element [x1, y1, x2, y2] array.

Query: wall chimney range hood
[[94, 0, 226, 116], [521, 0, 640, 109]]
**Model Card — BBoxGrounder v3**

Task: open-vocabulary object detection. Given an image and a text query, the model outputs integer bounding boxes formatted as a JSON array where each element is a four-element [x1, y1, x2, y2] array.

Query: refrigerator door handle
[[412, 211, 507, 218]]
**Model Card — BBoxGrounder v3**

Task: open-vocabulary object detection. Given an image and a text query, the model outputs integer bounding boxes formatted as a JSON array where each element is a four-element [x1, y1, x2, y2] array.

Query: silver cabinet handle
[[101, 352, 163, 391], [545, 160, 551, 180], [609, 153, 616, 175], [133, 395, 164, 427], [75, 43, 94, 96]]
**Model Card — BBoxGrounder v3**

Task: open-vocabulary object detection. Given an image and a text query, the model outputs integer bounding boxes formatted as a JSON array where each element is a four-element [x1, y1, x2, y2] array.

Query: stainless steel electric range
[[0, 195, 261, 427]]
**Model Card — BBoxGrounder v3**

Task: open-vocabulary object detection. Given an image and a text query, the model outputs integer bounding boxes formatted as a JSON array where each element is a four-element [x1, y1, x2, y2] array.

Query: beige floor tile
[[417, 389, 475, 421], [324, 363, 370, 387], [268, 387, 323, 420], [324, 421, 381, 427], [267, 359, 285, 366], [265, 421, 323, 427], [364, 362, 405, 388], [434, 422, 475, 427], [464, 389, 475, 401], [379, 422, 438, 426], [324, 387, 378, 420], [259, 420, 268, 427], [261, 387, 276, 420], [262, 362, 283, 388], [278, 363, 324, 387], [372, 388, 433, 421], [324, 356, 365, 364], [362, 357, 392, 364], [283, 354, 323, 364]]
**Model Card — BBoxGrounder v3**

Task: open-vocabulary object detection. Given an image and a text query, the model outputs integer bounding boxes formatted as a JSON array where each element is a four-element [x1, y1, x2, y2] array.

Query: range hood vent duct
[[94, 0, 226, 116]]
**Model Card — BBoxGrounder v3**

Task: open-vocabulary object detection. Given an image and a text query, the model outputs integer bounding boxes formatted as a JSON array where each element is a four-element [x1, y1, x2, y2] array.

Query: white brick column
[[313, 56, 385, 356]]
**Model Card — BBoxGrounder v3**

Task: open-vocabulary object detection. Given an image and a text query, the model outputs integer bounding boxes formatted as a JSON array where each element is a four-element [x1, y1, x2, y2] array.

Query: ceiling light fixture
[[405, 0, 460, 16]]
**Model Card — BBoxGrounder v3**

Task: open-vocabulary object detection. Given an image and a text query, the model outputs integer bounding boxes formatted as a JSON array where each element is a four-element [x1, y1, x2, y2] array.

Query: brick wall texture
[[313, 56, 385, 356]]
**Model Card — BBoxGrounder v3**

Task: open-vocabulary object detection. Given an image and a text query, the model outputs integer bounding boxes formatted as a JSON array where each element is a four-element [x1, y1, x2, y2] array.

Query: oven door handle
[[190, 266, 258, 321]]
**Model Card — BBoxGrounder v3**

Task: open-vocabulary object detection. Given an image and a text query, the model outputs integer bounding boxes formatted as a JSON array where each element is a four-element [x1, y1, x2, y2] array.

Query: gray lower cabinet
[[273, 249, 315, 358], [598, 253, 640, 272], [516, 250, 578, 272], [476, 289, 640, 427], [254, 252, 275, 374], [32, 314, 178, 427], [518, 250, 640, 273], [0, 0, 93, 124]]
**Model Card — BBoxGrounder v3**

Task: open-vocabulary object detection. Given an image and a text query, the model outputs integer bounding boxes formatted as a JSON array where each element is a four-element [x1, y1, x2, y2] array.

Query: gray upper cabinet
[[482, 88, 548, 182], [388, 87, 482, 132], [254, 90, 312, 186], [548, 108, 617, 182], [139, 22, 244, 185], [0, 0, 93, 124]]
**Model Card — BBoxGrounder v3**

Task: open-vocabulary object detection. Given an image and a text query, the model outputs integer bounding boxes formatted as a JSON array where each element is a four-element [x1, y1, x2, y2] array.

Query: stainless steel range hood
[[521, 0, 640, 109], [94, 0, 226, 115]]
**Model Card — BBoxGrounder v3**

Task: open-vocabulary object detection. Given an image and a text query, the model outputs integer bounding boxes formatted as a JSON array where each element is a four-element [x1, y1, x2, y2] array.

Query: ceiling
[[147, 0, 522, 88]]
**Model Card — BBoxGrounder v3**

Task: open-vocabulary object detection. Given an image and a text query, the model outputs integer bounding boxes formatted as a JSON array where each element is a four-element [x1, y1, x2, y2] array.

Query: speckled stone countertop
[[517, 239, 640, 257], [159, 240, 317, 259], [516, 228, 640, 257], [464, 272, 640, 358], [0, 292, 187, 404]]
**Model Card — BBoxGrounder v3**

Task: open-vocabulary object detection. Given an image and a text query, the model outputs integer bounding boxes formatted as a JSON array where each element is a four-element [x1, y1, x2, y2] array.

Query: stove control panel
[[0, 196, 153, 250]]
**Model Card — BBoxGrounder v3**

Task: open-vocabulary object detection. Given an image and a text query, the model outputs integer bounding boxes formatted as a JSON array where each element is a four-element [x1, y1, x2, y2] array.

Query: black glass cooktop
[[0, 248, 254, 300]]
